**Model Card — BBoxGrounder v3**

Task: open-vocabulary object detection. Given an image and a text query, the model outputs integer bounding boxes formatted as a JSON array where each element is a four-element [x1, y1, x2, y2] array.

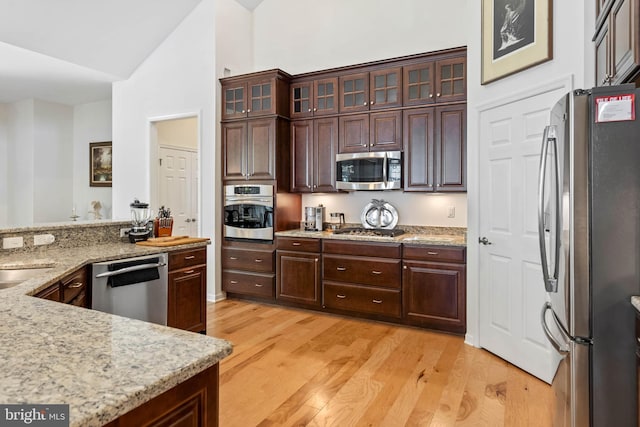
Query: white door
[[478, 83, 568, 383], [159, 146, 198, 236]]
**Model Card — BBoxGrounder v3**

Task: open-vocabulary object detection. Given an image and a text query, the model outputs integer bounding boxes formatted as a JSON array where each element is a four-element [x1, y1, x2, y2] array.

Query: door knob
[[478, 237, 492, 245]]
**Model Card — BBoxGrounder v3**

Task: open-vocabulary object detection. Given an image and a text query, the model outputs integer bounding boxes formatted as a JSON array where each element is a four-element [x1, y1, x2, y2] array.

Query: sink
[[0, 267, 53, 289]]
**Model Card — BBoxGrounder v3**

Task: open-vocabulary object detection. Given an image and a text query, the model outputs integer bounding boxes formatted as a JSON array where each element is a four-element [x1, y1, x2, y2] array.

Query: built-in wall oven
[[224, 184, 274, 241]]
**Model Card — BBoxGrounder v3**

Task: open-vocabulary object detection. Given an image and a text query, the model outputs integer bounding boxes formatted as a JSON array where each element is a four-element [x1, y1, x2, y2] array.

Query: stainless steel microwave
[[336, 151, 402, 190]]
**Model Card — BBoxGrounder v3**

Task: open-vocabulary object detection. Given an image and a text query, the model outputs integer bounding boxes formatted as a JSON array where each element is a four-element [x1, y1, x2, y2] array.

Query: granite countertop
[[0, 241, 233, 427], [275, 226, 467, 247], [631, 296, 640, 312]]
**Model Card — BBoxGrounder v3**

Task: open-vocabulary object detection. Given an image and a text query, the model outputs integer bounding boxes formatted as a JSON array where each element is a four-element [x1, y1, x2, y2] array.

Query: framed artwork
[[481, 0, 553, 84], [89, 141, 112, 187]]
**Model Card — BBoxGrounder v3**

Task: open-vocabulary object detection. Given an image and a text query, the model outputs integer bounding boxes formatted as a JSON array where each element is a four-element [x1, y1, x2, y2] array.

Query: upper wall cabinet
[[594, 0, 640, 86], [221, 70, 291, 120], [290, 77, 339, 119], [339, 67, 403, 113], [403, 56, 466, 106]]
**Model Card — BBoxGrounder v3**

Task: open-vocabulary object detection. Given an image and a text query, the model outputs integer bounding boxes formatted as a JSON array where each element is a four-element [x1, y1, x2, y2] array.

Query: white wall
[[465, 1, 595, 345], [0, 105, 7, 225], [33, 100, 73, 224], [215, 0, 253, 77], [6, 100, 35, 226], [252, 0, 469, 228], [73, 99, 112, 220], [112, 0, 218, 298]]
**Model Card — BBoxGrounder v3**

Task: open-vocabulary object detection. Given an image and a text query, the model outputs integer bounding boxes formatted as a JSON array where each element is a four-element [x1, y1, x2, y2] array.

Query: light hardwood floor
[[207, 299, 554, 426]]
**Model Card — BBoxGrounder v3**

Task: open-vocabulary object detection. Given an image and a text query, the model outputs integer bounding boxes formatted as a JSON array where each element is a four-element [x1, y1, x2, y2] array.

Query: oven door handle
[[95, 262, 166, 278], [225, 198, 273, 206]]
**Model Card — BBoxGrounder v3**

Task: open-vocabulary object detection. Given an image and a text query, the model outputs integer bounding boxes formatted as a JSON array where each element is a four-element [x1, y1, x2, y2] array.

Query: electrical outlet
[[2, 237, 24, 249], [120, 228, 130, 238], [448, 206, 456, 218], [34, 234, 55, 246]]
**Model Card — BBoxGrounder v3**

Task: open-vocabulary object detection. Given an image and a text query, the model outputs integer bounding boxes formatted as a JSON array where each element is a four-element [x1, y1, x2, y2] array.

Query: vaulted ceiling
[[0, 0, 227, 105]]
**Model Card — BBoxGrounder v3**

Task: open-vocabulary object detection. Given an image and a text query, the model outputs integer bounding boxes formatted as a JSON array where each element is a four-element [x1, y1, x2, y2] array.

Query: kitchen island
[[0, 227, 232, 427]]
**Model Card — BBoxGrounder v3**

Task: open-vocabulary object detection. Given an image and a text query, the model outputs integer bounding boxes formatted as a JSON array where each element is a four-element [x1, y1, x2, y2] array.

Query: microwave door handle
[[541, 302, 571, 355], [537, 126, 557, 293], [382, 154, 388, 183]]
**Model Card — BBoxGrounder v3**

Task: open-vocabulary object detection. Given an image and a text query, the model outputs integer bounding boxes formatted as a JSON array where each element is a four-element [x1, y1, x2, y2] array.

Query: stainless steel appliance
[[224, 184, 274, 241], [129, 199, 153, 243], [304, 205, 325, 231], [328, 212, 345, 230], [92, 253, 168, 325], [336, 151, 402, 190], [538, 85, 640, 426]]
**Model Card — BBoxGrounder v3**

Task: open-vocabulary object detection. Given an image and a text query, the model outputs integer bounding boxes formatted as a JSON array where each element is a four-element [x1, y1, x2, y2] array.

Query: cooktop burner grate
[[332, 227, 405, 237]]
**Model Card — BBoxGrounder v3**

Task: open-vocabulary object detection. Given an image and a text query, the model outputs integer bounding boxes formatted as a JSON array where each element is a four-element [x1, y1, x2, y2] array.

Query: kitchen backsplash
[[300, 192, 468, 228]]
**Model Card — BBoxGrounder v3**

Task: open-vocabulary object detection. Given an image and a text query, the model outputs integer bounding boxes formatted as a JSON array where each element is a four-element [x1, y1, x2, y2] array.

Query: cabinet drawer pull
[[184, 270, 195, 274], [230, 280, 238, 284], [254, 259, 263, 263], [372, 299, 383, 304], [427, 252, 439, 255], [229, 256, 238, 260], [255, 284, 263, 287], [336, 267, 347, 271], [184, 255, 196, 260], [292, 242, 302, 246], [336, 294, 346, 299], [371, 270, 382, 275], [68, 282, 83, 288]]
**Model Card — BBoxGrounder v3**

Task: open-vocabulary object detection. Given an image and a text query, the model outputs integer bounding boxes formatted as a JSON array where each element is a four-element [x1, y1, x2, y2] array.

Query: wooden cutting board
[[136, 236, 210, 247]]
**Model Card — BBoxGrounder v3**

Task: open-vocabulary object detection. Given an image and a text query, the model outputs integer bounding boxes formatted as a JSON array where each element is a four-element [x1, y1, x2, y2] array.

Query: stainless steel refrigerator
[[539, 84, 640, 427]]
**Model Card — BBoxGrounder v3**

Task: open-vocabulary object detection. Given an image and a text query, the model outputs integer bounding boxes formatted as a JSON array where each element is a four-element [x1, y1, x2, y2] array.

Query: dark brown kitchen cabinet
[[339, 67, 402, 113], [222, 242, 275, 300], [322, 240, 402, 320], [594, 0, 640, 86], [404, 104, 466, 192], [103, 363, 219, 427], [402, 245, 466, 334], [34, 266, 89, 308], [291, 117, 339, 193], [290, 77, 339, 119], [636, 311, 640, 426], [221, 70, 291, 120], [403, 56, 466, 106], [338, 111, 402, 154], [168, 247, 207, 334], [222, 118, 288, 181], [276, 237, 321, 307]]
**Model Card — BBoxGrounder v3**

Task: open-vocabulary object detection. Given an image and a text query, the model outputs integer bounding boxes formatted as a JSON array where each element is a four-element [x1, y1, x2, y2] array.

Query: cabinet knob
[[242, 110, 246, 113], [247, 109, 251, 113], [403, 265, 407, 270], [313, 108, 317, 112], [308, 108, 312, 112], [370, 101, 375, 105], [307, 185, 311, 189], [429, 94, 433, 98], [363, 101, 368, 105], [436, 93, 441, 97]]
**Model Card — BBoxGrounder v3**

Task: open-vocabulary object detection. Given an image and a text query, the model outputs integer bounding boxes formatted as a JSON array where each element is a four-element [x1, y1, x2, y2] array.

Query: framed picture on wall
[[481, 0, 553, 84], [89, 141, 112, 187]]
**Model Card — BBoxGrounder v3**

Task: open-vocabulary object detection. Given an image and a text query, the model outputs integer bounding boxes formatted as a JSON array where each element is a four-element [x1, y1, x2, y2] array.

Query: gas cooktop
[[332, 227, 405, 237]]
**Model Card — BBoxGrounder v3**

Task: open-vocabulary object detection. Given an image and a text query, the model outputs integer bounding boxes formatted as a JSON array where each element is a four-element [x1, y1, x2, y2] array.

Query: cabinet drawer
[[402, 245, 466, 263], [61, 268, 87, 304], [35, 283, 61, 302], [323, 255, 401, 288], [222, 247, 274, 273], [169, 248, 207, 270], [277, 237, 321, 253], [223, 271, 274, 298], [323, 282, 401, 318], [323, 240, 401, 258]]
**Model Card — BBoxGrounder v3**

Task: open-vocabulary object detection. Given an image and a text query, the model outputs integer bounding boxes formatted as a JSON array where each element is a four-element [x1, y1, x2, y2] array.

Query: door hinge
[[159, 158, 162, 166]]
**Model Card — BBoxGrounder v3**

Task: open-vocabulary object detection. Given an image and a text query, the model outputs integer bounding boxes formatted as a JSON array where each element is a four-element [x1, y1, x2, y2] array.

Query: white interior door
[[478, 84, 567, 383], [159, 146, 198, 236]]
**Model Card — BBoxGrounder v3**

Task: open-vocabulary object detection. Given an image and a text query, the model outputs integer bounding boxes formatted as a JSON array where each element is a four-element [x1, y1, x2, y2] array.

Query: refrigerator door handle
[[537, 125, 560, 293], [541, 302, 571, 355]]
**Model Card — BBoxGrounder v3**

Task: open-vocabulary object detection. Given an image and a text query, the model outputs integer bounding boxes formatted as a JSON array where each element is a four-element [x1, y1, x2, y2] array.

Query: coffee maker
[[129, 199, 153, 243], [304, 205, 325, 231]]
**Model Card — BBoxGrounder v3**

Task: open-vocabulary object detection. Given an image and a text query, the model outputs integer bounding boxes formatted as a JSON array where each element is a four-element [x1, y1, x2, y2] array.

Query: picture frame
[[89, 141, 112, 187], [481, 0, 553, 84]]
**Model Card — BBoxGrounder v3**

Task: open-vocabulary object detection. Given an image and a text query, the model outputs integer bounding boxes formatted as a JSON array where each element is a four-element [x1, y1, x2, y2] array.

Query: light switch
[[448, 206, 456, 218], [3, 237, 24, 249]]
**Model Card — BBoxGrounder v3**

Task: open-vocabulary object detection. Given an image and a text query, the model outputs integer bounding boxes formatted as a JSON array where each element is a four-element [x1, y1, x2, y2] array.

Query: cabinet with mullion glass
[[339, 68, 402, 113], [403, 56, 466, 106], [221, 70, 290, 120], [290, 77, 338, 119]]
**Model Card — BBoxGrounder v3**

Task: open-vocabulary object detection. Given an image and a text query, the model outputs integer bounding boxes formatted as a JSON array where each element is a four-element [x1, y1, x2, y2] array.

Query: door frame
[[467, 76, 573, 350], [148, 111, 202, 236]]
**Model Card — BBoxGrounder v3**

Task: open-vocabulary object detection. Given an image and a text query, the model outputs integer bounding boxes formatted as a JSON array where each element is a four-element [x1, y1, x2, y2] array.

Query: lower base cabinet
[[276, 237, 321, 307], [33, 266, 90, 308], [168, 248, 207, 334], [222, 241, 275, 300], [103, 363, 219, 427]]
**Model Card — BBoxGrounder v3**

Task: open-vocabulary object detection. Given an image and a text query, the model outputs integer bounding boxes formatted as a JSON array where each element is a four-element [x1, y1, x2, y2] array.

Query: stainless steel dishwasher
[[92, 253, 168, 325]]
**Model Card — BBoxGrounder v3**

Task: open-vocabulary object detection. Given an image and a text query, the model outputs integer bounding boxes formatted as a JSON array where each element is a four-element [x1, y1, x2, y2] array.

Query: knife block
[[154, 217, 174, 237]]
